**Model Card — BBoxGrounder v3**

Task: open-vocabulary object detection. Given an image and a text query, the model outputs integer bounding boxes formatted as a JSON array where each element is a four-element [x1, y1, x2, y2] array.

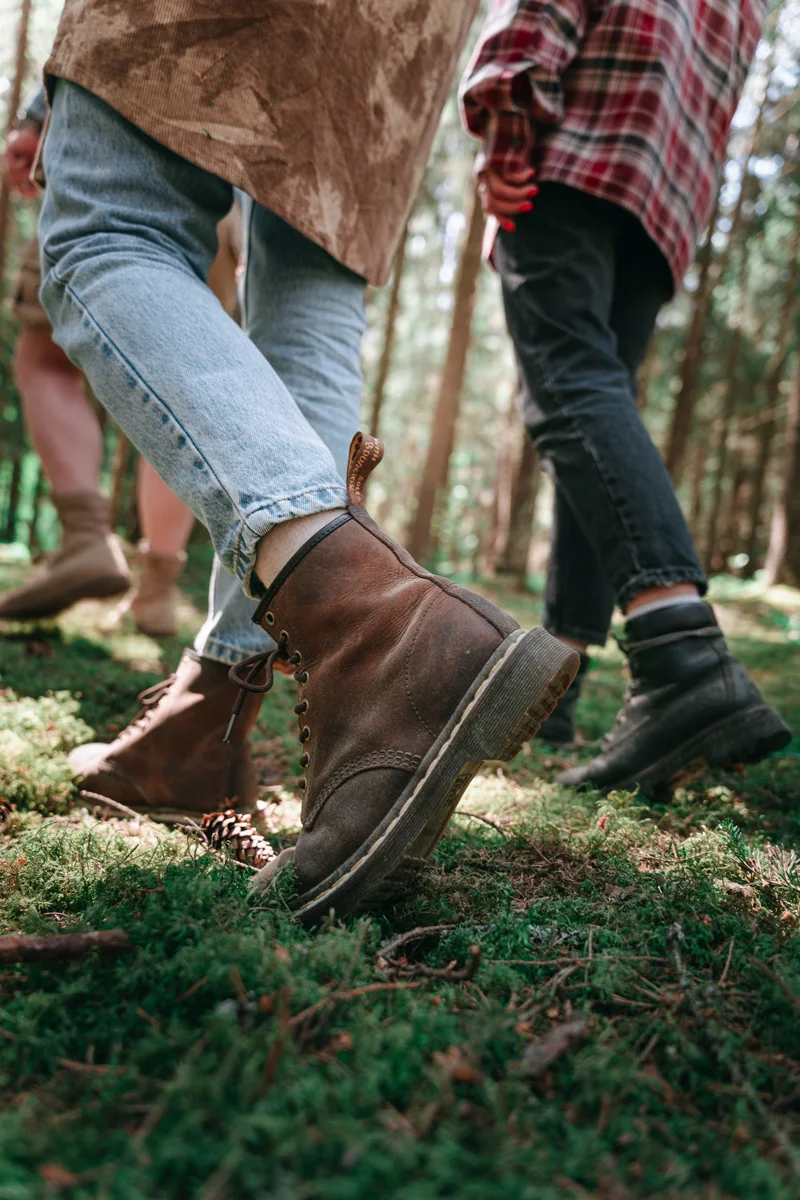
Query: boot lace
[[227, 628, 310, 790], [115, 674, 177, 744]]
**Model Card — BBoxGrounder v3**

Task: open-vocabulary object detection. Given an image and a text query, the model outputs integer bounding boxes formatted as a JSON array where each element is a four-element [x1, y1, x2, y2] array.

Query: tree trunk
[[662, 77, 770, 481], [688, 430, 709, 540], [0, 0, 34, 297], [368, 221, 409, 441], [717, 428, 749, 570], [27, 459, 45, 554], [702, 327, 742, 573], [495, 431, 540, 586], [763, 355, 800, 585], [109, 432, 132, 531], [663, 187, 722, 478], [3, 455, 23, 542], [484, 389, 517, 573], [743, 208, 800, 573], [407, 187, 484, 564], [702, 248, 753, 572]]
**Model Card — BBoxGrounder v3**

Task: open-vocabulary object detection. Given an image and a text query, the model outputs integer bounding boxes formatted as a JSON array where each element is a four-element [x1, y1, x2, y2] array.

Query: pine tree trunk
[[717, 428, 749, 571], [663, 188, 722, 478], [109, 432, 132, 532], [702, 328, 742, 573], [0, 0, 34, 297], [27, 459, 45, 554], [495, 431, 540, 586], [3, 455, 23, 542], [743, 207, 800, 573], [407, 187, 484, 564], [368, 221, 409, 441], [688, 431, 708, 540], [485, 390, 517, 573], [662, 79, 769, 481], [763, 356, 800, 585]]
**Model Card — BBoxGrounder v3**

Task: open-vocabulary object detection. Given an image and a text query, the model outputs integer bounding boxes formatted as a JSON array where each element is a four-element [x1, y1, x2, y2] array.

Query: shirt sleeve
[[459, 0, 588, 176]]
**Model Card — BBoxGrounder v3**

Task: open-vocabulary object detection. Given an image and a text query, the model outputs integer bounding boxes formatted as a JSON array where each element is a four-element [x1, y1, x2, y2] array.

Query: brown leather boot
[[240, 434, 579, 924], [68, 649, 263, 822], [0, 490, 130, 620], [103, 541, 186, 637]]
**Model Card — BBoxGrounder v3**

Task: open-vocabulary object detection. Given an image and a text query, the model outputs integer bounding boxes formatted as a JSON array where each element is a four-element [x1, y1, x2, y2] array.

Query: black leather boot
[[558, 602, 791, 797], [537, 652, 590, 746]]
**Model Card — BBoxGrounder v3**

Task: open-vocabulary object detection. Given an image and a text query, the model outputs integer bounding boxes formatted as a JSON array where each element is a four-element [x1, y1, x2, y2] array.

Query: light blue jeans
[[39, 82, 366, 664]]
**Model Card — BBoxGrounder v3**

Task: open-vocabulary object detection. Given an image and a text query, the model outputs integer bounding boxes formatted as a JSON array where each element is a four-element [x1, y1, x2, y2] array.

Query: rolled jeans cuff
[[615, 567, 708, 613], [231, 486, 349, 598]]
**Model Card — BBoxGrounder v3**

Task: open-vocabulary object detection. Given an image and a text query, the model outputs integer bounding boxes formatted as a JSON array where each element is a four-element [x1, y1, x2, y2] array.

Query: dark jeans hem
[[544, 620, 609, 648], [616, 568, 708, 612]]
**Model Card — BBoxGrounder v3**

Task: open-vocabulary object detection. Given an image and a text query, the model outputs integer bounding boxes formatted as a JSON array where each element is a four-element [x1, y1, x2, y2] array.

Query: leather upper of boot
[[0, 490, 130, 619], [70, 649, 262, 813], [251, 507, 519, 889], [606, 602, 758, 748]]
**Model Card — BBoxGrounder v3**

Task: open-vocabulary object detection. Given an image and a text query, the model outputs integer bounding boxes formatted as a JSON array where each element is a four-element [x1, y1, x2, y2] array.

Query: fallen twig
[[751, 957, 800, 1012], [381, 945, 482, 983], [668, 925, 800, 1183], [80, 790, 145, 822], [519, 1015, 588, 1079], [0, 929, 132, 964], [378, 923, 457, 962], [287, 981, 422, 1030], [457, 810, 510, 837]]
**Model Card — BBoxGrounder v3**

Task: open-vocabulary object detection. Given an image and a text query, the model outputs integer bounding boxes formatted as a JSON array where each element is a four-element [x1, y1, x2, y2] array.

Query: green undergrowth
[[0, 549, 799, 1198]]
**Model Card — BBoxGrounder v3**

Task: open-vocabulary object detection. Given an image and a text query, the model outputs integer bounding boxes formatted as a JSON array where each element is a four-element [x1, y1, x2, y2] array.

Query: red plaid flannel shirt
[[460, 0, 765, 287]]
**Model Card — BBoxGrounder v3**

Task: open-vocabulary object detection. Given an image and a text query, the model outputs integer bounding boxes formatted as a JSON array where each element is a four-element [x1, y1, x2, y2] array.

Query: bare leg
[[136, 458, 195, 556], [13, 325, 101, 492]]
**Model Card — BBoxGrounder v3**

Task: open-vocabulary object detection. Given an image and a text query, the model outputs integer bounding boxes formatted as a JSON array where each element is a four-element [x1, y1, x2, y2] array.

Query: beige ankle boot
[[129, 541, 186, 637], [0, 490, 130, 620]]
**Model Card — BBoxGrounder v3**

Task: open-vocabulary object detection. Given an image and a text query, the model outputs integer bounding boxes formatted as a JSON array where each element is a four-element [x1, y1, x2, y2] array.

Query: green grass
[[0, 543, 799, 1199]]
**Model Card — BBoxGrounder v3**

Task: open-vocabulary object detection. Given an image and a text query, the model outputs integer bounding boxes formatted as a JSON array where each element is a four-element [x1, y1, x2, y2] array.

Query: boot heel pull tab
[[346, 432, 384, 507]]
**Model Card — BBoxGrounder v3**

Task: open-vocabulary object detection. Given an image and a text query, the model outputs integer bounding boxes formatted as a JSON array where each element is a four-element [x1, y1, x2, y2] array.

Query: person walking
[[460, 0, 790, 795], [1, 88, 240, 637], [35, 2, 579, 922]]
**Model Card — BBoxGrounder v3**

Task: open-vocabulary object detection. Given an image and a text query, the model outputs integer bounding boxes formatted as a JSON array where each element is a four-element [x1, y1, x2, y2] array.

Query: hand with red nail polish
[[474, 147, 537, 227]]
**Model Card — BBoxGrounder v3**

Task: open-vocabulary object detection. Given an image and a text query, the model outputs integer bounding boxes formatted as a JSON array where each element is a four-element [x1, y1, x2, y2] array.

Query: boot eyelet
[[300, 753, 310, 768], [264, 611, 275, 626], [297, 778, 306, 790], [300, 725, 311, 743], [298, 671, 309, 685], [279, 629, 289, 643]]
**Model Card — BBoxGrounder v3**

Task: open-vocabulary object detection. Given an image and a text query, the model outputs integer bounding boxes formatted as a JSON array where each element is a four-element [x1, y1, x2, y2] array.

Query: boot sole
[[0, 574, 130, 621], [288, 628, 579, 925], [595, 703, 792, 800]]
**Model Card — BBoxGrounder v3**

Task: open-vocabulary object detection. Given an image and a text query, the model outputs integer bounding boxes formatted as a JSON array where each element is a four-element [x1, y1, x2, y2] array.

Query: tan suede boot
[[130, 541, 187, 637], [68, 649, 263, 822], [0, 490, 130, 620], [240, 433, 579, 924]]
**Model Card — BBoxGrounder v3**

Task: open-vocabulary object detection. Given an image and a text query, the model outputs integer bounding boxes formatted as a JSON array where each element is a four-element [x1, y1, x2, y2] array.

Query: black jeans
[[496, 183, 707, 646]]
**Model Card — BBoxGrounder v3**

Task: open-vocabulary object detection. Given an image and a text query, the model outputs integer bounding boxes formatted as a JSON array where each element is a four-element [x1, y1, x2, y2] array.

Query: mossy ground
[[0, 542, 799, 1199]]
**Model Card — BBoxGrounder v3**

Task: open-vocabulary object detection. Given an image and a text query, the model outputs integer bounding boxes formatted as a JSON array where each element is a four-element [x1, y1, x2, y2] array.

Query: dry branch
[[0, 929, 132, 964]]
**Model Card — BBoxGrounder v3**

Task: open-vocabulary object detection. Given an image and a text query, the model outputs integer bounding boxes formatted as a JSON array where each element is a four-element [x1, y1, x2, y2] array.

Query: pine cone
[[200, 809, 275, 869]]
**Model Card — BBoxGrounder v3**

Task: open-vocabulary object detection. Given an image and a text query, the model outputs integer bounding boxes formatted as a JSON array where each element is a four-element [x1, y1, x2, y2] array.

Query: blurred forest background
[[2, 0, 800, 600]]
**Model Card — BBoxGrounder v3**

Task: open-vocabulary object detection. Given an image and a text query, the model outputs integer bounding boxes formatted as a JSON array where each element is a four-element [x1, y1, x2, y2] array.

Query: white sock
[[626, 594, 703, 622]]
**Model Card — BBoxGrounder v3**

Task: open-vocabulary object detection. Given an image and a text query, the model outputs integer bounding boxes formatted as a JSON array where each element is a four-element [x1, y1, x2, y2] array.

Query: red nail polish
[[520, 202, 533, 213], [501, 219, 516, 232], [528, 185, 539, 195]]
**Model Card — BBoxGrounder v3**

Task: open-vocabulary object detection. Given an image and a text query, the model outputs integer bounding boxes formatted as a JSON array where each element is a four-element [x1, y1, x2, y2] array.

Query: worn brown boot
[[240, 434, 579, 924], [68, 649, 263, 822], [0, 490, 130, 620], [103, 541, 186, 637]]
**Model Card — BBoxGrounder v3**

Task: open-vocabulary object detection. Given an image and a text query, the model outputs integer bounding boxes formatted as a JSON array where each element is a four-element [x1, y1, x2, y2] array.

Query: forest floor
[[0, 542, 799, 1200]]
